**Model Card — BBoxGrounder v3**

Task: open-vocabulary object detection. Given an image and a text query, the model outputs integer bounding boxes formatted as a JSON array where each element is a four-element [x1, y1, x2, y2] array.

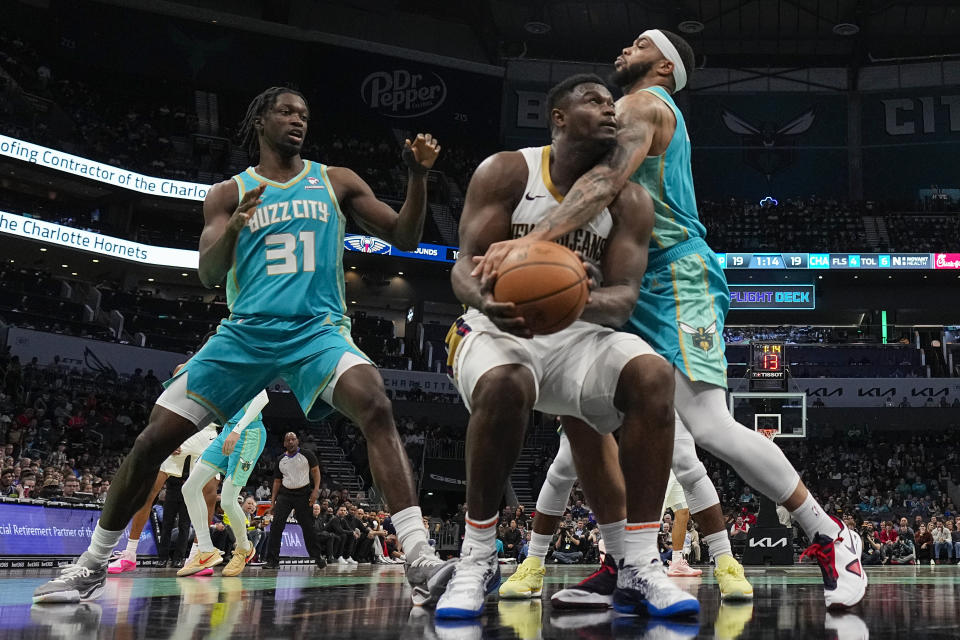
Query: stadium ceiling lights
[[678, 20, 704, 34], [833, 23, 860, 36], [524, 21, 551, 34]]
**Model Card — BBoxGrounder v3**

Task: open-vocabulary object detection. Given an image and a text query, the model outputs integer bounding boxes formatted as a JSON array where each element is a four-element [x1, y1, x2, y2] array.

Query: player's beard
[[609, 60, 655, 91]]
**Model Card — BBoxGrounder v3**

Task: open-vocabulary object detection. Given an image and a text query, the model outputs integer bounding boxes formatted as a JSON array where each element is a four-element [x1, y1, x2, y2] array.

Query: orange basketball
[[493, 241, 588, 335]]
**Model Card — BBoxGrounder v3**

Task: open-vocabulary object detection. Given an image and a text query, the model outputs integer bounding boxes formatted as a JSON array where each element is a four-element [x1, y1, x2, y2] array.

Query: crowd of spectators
[[0, 348, 160, 503], [4, 334, 959, 570], [9, 26, 960, 256], [446, 427, 960, 566]]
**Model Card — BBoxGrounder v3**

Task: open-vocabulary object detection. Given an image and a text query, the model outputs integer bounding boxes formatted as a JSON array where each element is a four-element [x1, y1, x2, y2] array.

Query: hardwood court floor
[[2, 563, 958, 638]]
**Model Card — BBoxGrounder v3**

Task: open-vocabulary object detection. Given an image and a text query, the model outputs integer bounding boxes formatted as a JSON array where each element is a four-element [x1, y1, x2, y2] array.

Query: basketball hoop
[[758, 428, 779, 441]]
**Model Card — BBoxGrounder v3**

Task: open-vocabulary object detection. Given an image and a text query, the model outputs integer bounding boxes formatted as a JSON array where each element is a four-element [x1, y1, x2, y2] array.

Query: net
[[758, 428, 779, 440]]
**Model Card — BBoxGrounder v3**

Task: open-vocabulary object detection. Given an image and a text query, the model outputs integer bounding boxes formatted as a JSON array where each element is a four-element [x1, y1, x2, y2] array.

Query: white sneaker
[[435, 542, 502, 620], [666, 558, 703, 577], [612, 558, 700, 618], [824, 612, 869, 640], [337, 557, 350, 566], [930, 559, 935, 566], [799, 515, 867, 610], [347, 557, 359, 565], [107, 551, 137, 575]]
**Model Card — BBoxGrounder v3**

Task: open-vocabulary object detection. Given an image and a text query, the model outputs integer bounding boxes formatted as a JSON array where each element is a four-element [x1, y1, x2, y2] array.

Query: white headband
[[639, 29, 687, 92]]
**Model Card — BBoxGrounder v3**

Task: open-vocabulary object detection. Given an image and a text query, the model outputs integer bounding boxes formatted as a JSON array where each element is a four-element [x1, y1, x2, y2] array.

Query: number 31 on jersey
[[265, 232, 315, 275]]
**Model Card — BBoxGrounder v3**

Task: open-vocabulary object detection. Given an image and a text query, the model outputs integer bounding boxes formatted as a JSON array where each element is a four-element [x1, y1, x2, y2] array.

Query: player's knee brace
[[682, 475, 720, 514], [536, 457, 578, 516]]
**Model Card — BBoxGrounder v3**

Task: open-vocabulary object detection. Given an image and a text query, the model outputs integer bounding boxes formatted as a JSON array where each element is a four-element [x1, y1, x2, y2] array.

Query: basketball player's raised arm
[[328, 134, 440, 251], [451, 152, 532, 338], [475, 94, 663, 281], [579, 182, 654, 328], [197, 180, 266, 287]]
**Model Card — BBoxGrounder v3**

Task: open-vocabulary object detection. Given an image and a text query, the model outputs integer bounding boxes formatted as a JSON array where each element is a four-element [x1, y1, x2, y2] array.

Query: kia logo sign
[[748, 537, 789, 548], [361, 70, 447, 118]]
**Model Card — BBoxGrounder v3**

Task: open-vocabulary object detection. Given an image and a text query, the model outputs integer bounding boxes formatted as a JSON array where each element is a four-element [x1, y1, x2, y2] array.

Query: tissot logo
[[360, 70, 447, 118]]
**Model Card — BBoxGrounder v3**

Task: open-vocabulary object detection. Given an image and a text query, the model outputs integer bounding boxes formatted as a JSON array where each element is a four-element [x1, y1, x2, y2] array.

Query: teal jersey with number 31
[[227, 161, 348, 321]]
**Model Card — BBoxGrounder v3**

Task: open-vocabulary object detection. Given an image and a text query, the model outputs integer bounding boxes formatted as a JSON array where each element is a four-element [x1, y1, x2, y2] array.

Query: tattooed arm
[[474, 93, 668, 282]]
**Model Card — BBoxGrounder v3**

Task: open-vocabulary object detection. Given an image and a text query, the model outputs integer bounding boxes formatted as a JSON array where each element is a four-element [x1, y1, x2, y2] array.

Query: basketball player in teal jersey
[[34, 87, 451, 606], [476, 32, 867, 610]]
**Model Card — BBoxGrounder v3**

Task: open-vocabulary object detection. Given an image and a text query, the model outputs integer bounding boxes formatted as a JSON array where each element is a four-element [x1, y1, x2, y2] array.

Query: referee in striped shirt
[[265, 432, 325, 568]]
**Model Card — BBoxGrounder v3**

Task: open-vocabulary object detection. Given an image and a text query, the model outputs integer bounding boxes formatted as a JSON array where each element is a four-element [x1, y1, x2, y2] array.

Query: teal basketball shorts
[[156, 315, 371, 425], [199, 421, 267, 487], [626, 239, 730, 388]]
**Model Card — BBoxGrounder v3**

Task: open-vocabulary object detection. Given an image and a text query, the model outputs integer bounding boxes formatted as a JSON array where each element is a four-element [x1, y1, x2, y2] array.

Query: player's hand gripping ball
[[493, 241, 588, 335]]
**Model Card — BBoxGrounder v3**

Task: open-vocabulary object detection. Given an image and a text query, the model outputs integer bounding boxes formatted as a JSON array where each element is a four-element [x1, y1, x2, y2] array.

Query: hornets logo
[[679, 321, 717, 351], [240, 457, 252, 472]]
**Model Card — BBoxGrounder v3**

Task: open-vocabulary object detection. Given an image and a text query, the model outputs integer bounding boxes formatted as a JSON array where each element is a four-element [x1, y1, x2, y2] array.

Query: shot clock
[[749, 341, 787, 391]]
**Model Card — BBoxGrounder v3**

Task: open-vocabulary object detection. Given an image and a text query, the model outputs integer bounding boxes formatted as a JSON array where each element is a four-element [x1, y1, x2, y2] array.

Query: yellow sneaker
[[221, 543, 255, 577], [498, 556, 545, 599], [714, 555, 753, 600], [497, 600, 542, 640], [176, 550, 223, 577], [714, 602, 755, 640]]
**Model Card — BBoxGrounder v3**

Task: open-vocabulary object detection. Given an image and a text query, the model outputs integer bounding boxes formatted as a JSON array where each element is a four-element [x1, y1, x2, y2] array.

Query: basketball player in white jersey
[[437, 74, 698, 620], [108, 361, 221, 575], [107, 424, 220, 574], [475, 29, 866, 611]]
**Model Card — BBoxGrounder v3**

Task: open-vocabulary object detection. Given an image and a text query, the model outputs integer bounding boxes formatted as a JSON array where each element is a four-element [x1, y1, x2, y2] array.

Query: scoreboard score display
[[749, 341, 787, 391]]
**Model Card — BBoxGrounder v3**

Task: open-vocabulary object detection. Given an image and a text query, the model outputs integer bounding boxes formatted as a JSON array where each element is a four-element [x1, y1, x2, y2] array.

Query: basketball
[[493, 241, 589, 335]]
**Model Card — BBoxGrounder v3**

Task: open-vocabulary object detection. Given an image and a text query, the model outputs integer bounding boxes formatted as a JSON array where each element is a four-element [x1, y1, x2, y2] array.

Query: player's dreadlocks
[[238, 86, 308, 161]]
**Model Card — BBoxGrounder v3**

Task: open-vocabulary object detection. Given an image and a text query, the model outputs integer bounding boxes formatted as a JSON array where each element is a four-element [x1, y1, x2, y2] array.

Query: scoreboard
[[715, 252, 940, 270], [749, 342, 787, 391]]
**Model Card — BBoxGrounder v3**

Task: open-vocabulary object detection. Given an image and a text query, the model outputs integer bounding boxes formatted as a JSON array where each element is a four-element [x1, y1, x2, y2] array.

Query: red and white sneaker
[[107, 552, 136, 575], [666, 558, 703, 577], [194, 568, 214, 577], [799, 515, 867, 610], [551, 553, 618, 609]]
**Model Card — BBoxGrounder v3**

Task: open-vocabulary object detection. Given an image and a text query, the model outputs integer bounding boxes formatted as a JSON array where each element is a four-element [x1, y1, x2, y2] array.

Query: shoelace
[[576, 562, 613, 586], [58, 564, 91, 580], [512, 562, 540, 580], [799, 538, 837, 569], [446, 561, 492, 596], [717, 560, 745, 579], [408, 553, 442, 568]]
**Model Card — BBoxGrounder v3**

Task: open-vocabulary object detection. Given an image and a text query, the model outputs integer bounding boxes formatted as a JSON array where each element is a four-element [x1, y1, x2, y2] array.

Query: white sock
[[703, 531, 733, 563], [528, 532, 553, 561], [125, 537, 140, 556], [790, 493, 839, 540], [392, 505, 430, 558], [81, 525, 125, 568], [623, 522, 659, 565], [672, 550, 682, 563], [598, 519, 626, 562], [462, 513, 498, 556]]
